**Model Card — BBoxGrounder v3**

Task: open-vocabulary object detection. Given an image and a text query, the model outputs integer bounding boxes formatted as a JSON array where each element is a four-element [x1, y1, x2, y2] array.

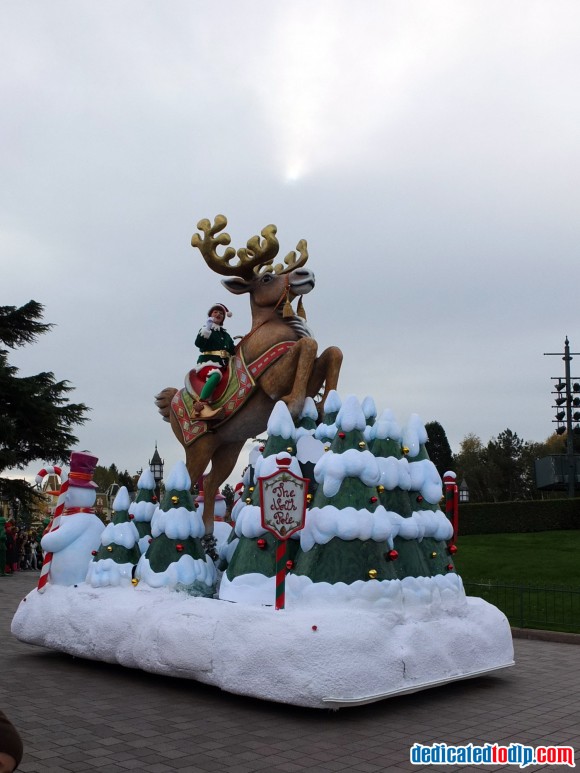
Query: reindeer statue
[[156, 215, 342, 556]]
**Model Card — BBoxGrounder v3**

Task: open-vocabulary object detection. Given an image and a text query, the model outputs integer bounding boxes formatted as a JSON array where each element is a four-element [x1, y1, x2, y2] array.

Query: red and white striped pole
[[275, 540, 287, 611], [37, 475, 69, 593], [443, 471, 459, 540]]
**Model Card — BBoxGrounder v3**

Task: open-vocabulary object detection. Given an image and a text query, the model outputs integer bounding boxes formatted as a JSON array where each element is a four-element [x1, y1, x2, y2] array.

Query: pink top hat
[[68, 451, 99, 489]]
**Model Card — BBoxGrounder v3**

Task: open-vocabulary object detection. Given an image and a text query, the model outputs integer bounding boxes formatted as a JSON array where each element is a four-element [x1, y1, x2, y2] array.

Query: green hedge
[[458, 498, 580, 535]]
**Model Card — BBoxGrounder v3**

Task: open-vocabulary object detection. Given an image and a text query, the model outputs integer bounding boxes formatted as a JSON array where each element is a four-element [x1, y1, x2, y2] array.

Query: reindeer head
[[191, 215, 315, 308]]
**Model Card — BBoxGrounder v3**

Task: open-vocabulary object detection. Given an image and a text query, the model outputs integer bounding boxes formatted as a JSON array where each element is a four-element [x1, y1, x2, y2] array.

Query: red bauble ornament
[[148, 538, 153, 543], [286, 560, 294, 570], [338, 432, 346, 439], [312, 625, 318, 631], [416, 495, 424, 502], [152, 496, 157, 503], [128, 514, 134, 520], [446, 564, 454, 571], [91, 550, 97, 556], [387, 549, 399, 561], [448, 544, 458, 555], [257, 538, 266, 549], [370, 496, 378, 503], [176, 543, 184, 552]]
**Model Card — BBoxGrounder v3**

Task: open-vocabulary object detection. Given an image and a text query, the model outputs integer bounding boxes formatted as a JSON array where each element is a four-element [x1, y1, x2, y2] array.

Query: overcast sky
[[3, 1, 580, 487]]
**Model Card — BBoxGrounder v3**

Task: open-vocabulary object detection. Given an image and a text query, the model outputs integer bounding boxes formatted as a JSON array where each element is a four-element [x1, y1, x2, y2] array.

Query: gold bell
[[402, 446, 410, 455], [368, 569, 378, 580], [358, 441, 366, 449], [377, 485, 385, 493], [171, 495, 179, 504], [131, 578, 139, 586]]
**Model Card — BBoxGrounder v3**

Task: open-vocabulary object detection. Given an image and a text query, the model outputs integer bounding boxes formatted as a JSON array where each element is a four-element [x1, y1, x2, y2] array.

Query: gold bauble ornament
[[171, 495, 179, 504], [245, 497, 252, 504], [107, 546, 113, 552], [131, 578, 139, 586], [377, 485, 385, 493], [368, 569, 378, 579], [306, 494, 312, 502], [402, 446, 410, 455], [249, 486, 254, 492], [358, 441, 366, 449], [286, 447, 293, 453], [430, 551, 437, 558]]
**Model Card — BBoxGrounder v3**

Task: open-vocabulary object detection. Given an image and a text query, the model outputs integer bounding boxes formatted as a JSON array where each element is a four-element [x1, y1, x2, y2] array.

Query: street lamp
[[544, 337, 580, 498], [149, 444, 164, 504]]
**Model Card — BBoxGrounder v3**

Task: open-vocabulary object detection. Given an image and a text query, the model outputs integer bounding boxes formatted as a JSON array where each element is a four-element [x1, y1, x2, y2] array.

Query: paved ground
[[1, 571, 578, 773]]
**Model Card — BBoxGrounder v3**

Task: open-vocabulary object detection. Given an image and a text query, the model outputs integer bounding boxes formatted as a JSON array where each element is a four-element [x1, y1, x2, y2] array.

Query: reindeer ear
[[221, 277, 251, 295]]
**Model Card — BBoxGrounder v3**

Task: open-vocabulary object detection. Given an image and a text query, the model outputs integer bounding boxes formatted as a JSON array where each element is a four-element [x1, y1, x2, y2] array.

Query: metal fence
[[463, 581, 580, 633]]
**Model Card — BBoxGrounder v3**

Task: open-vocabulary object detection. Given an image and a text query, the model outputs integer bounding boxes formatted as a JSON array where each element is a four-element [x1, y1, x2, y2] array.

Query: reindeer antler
[[191, 215, 308, 279]]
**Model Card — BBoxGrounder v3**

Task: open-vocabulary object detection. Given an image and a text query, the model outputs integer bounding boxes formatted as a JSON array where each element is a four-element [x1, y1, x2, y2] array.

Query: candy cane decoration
[[37, 475, 68, 593], [35, 466, 62, 488]]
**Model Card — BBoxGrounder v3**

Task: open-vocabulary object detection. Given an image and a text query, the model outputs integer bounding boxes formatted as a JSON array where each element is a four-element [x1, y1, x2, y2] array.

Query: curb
[[511, 627, 580, 645]]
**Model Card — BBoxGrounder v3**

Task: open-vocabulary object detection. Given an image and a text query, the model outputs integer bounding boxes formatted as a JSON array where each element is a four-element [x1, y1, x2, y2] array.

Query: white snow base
[[11, 583, 514, 709]]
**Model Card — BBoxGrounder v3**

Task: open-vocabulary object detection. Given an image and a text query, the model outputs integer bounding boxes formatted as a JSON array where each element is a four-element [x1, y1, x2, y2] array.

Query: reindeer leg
[[201, 441, 246, 536], [277, 338, 318, 418], [306, 346, 343, 414]]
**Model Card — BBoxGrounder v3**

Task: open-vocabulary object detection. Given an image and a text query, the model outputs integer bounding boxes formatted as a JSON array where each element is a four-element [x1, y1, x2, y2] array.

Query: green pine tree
[[136, 462, 215, 595], [293, 396, 399, 584], [403, 416, 456, 577], [369, 410, 432, 579], [86, 487, 140, 586], [0, 301, 89, 509], [221, 402, 301, 596], [129, 469, 158, 554]]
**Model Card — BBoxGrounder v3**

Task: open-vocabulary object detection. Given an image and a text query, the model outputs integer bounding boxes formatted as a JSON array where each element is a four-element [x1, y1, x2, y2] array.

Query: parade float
[[11, 216, 513, 709]]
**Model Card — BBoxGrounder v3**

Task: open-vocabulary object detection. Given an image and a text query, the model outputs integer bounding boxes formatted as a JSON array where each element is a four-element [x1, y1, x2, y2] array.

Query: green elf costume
[[193, 303, 236, 416]]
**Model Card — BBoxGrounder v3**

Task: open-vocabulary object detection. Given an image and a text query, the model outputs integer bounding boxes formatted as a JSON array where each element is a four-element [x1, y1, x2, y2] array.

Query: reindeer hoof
[[281, 395, 304, 420]]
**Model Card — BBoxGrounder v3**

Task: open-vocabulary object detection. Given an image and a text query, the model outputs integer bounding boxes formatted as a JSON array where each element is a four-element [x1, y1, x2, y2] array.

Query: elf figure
[[193, 303, 236, 418]]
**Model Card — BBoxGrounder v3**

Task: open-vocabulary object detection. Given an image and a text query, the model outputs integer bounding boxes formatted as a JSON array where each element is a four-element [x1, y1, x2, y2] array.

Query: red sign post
[[259, 456, 309, 610], [443, 471, 459, 540]]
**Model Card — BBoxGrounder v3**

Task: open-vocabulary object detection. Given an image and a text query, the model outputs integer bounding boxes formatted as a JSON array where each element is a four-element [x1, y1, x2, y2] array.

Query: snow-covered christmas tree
[[136, 461, 216, 596], [291, 395, 400, 589], [219, 401, 302, 605], [369, 409, 432, 578], [129, 469, 158, 554], [295, 396, 324, 498], [288, 396, 460, 607], [313, 389, 341, 446], [86, 486, 141, 587], [402, 415, 457, 576]]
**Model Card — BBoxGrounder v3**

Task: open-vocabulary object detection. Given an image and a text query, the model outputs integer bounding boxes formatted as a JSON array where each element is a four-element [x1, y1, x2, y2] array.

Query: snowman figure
[[41, 452, 104, 586]]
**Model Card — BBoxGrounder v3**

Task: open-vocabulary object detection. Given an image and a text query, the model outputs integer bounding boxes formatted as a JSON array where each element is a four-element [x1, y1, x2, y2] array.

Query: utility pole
[[544, 337, 580, 498]]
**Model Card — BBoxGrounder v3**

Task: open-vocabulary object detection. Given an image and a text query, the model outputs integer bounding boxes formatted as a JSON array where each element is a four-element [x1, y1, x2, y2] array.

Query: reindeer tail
[[155, 388, 178, 422]]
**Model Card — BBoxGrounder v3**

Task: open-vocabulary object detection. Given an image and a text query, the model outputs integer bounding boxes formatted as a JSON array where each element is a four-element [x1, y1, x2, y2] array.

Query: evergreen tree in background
[[0, 301, 89, 507], [425, 421, 455, 478]]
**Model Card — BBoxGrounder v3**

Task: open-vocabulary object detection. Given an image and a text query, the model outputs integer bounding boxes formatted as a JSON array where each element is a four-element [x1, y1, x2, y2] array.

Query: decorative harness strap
[[172, 340, 296, 446]]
